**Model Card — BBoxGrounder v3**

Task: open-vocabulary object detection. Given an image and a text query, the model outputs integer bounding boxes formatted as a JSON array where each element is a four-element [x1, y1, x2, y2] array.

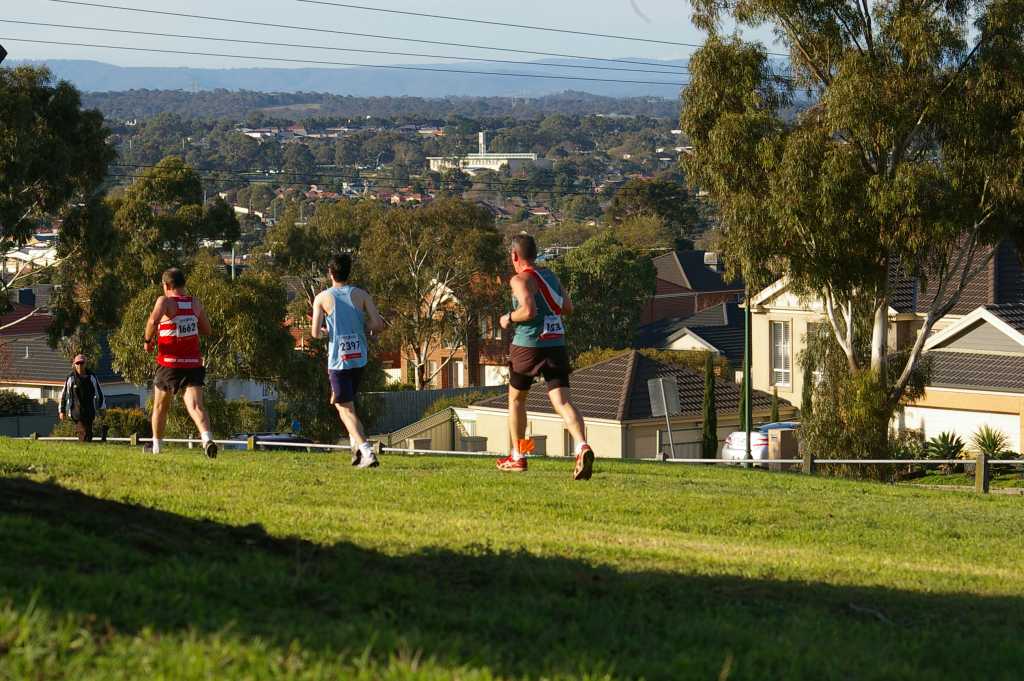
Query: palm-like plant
[[924, 432, 965, 459], [971, 426, 1010, 459], [924, 431, 965, 474]]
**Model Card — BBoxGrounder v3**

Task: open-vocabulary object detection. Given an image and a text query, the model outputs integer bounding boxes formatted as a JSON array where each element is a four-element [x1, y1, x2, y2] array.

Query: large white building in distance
[[427, 132, 551, 175]]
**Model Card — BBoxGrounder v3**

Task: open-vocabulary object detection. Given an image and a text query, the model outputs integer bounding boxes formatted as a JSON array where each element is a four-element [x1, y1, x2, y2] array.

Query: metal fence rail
[[12, 434, 1023, 494]]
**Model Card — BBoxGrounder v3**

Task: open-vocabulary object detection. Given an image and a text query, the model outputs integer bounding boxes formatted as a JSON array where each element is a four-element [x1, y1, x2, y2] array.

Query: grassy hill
[[1, 439, 1022, 680]]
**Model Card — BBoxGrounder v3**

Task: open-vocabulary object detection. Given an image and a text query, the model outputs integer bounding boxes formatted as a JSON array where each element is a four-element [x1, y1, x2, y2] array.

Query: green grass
[[911, 469, 1024, 490], [2, 439, 1023, 681]]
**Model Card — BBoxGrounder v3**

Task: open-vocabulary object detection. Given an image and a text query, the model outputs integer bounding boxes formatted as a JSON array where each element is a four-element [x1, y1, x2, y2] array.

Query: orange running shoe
[[573, 445, 595, 481], [496, 454, 528, 472]]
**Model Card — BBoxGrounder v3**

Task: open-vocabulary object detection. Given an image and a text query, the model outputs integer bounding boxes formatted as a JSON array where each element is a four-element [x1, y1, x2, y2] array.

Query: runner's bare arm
[[505, 275, 535, 325], [193, 299, 213, 336], [359, 290, 385, 333], [310, 292, 326, 339], [144, 296, 167, 352]]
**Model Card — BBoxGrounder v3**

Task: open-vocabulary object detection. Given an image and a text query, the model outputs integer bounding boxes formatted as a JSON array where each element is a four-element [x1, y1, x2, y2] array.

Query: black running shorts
[[508, 345, 571, 391], [154, 366, 206, 395]]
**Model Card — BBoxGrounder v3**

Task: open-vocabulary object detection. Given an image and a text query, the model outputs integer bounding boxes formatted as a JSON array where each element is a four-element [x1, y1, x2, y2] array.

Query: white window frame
[[770, 320, 792, 388]]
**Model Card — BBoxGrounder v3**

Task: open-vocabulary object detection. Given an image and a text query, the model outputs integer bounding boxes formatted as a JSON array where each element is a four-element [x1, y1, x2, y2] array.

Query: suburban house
[[0, 331, 144, 408], [398, 313, 511, 389], [899, 304, 1024, 451], [642, 250, 744, 325], [464, 350, 794, 459], [748, 241, 1024, 409], [635, 301, 744, 364]]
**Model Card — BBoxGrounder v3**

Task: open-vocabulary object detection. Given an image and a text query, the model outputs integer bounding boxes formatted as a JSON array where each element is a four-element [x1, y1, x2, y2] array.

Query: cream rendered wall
[[751, 288, 905, 409], [469, 407, 623, 457], [667, 334, 718, 354]]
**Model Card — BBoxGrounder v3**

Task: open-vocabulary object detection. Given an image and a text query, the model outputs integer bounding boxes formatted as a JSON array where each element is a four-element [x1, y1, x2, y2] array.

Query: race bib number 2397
[[338, 334, 364, 361]]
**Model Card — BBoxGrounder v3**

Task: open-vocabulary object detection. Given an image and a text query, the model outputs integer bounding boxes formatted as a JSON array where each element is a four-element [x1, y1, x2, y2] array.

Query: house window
[[770, 320, 792, 387]]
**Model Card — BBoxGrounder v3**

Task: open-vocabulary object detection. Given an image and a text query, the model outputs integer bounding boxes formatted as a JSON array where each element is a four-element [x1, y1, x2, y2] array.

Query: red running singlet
[[156, 296, 202, 368]]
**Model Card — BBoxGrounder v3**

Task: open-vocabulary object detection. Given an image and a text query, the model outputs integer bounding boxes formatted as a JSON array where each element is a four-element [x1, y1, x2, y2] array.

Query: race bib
[[175, 316, 198, 337], [541, 315, 565, 340], [337, 333, 364, 361]]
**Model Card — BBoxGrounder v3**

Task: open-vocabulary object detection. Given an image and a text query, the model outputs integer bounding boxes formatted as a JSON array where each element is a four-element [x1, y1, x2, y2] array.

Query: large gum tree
[[680, 0, 1024, 440]]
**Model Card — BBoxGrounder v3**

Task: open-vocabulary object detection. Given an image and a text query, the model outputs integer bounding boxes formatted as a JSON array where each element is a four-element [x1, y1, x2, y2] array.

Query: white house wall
[[902, 405, 1021, 452]]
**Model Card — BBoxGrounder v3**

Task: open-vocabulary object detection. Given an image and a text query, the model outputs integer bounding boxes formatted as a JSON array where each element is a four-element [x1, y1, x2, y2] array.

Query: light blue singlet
[[326, 285, 368, 371]]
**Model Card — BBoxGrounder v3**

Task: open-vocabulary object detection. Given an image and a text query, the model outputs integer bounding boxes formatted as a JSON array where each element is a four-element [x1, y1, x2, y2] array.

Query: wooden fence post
[[975, 452, 990, 494], [130, 432, 138, 447], [247, 435, 256, 451], [29, 432, 38, 441], [802, 451, 816, 475]]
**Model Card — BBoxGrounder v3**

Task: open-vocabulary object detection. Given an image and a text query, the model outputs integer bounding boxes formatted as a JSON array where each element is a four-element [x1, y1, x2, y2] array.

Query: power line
[[48, 0, 689, 71], [0, 19, 690, 76], [297, 0, 699, 47], [1, 37, 686, 86]]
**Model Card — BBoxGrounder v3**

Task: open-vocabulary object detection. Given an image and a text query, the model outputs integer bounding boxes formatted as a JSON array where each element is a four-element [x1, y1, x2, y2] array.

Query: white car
[[722, 422, 800, 464]]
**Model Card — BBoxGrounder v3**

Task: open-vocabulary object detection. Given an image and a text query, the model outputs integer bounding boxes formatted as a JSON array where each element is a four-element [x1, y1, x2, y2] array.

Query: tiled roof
[[0, 334, 121, 385], [654, 250, 743, 293], [928, 351, 1024, 394], [891, 242, 1022, 314], [675, 251, 744, 292], [475, 350, 778, 421], [634, 302, 744, 363], [986, 303, 1024, 335], [0, 305, 52, 336], [995, 240, 1024, 304]]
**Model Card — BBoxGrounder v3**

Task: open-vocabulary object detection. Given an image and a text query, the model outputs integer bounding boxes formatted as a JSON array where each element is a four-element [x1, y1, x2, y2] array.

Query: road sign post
[[648, 377, 680, 461]]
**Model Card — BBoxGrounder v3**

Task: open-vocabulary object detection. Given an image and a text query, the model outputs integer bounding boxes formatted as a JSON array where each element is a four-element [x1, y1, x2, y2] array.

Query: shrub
[[49, 407, 150, 438], [423, 390, 500, 419], [971, 425, 1009, 458], [147, 388, 266, 439], [923, 431, 965, 474], [576, 348, 731, 375], [0, 390, 34, 417]]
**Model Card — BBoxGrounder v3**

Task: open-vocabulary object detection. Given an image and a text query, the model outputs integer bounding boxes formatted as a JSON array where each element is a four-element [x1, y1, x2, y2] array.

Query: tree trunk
[[870, 300, 888, 375]]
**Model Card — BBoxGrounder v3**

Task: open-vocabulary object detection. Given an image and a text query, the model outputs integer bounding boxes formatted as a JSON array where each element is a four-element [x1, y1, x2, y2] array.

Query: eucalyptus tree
[[681, 0, 1024, 448]]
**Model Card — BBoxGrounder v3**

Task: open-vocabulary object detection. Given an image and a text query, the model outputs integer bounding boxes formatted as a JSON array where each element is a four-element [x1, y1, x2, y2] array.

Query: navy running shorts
[[328, 367, 364, 405]]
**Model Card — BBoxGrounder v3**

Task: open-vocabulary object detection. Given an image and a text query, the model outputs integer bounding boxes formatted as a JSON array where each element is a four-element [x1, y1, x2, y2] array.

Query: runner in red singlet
[[143, 267, 217, 458]]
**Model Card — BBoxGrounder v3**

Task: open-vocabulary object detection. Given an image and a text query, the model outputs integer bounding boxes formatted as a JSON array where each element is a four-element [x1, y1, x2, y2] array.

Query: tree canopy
[[680, 0, 1024, 451]]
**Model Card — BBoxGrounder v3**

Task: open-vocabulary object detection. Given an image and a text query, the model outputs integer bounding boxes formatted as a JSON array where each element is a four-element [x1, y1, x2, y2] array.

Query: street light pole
[[744, 284, 753, 462]]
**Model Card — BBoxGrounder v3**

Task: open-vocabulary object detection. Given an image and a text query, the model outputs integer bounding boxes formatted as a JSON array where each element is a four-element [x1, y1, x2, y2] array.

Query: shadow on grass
[[1, 476, 1022, 680]]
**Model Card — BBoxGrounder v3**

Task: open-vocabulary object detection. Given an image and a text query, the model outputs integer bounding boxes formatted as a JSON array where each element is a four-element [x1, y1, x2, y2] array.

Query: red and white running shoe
[[573, 445, 595, 481], [496, 455, 528, 472]]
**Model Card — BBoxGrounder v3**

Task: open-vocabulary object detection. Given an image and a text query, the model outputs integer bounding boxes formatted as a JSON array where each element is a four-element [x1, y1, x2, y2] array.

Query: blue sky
[[2, 0, 775, 68]]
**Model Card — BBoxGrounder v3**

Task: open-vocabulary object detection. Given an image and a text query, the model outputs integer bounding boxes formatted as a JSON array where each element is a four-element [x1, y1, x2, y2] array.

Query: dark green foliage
[[51, 407, 151, 438], [924, 432, 965, 461], [0, 390, 34, 417], [738, 369, 749, 433], [701, 353, 718, 459], [575, 348, 730, 376], [550, 233, 656, 359], [422, 390, 501, 419], [607, 177, 706, 248]]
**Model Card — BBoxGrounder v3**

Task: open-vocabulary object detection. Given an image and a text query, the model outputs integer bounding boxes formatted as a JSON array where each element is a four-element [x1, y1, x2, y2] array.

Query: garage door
[[902, 406, 1021, 452]]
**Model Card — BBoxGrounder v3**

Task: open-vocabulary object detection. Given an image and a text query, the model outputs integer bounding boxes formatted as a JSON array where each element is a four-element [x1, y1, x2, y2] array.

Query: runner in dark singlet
[[497, 234, 594, 480]]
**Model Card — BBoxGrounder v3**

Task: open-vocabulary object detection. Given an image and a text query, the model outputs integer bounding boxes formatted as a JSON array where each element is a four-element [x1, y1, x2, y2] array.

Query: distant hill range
[[13, 58, 686, 98]]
